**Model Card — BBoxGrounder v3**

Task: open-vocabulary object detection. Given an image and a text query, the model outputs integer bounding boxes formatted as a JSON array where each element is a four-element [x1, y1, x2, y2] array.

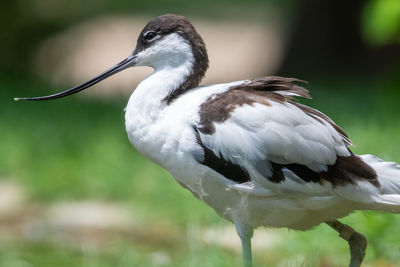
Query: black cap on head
[[136, 14, 209, 103]]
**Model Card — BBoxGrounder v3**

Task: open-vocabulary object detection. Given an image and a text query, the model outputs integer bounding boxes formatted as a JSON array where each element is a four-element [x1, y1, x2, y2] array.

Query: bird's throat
[[125, 62, 193, 121]]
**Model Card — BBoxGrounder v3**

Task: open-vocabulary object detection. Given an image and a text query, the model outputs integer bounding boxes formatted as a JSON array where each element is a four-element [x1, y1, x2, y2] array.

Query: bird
[[15, 14, 400, 267]]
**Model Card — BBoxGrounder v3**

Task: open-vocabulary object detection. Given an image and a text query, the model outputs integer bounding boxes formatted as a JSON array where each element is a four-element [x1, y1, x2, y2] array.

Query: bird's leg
[[234, 220, 254, 267], [326, 220, 367, 267], [240, 233, 253, 267]]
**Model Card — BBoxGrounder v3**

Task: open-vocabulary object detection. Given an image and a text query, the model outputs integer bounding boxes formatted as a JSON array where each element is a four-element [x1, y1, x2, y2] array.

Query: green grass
[[1, 76, 400, 266], [0, 238, 246, 267]]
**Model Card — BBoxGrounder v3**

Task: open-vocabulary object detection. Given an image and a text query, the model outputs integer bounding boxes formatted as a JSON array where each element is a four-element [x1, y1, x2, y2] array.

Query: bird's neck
[[126, 60, 194, 121], [126, 33, 209, 122]]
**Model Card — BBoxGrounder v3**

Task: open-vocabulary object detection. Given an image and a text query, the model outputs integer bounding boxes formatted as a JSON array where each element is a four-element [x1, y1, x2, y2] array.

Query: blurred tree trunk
[[279, 0, 400, 77]]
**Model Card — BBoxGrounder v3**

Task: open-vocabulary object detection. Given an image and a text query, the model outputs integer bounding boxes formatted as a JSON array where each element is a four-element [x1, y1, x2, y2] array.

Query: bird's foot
[[326, 220, 367, 267], [348, 230, 367, 267]]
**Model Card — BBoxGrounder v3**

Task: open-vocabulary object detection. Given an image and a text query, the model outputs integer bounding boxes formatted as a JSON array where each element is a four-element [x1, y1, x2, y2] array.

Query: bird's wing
[[192, 76, 378, 198]]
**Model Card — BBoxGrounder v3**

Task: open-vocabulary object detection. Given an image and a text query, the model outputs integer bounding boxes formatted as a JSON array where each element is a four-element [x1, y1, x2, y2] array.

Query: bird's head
[[14, 14, 208, 101]]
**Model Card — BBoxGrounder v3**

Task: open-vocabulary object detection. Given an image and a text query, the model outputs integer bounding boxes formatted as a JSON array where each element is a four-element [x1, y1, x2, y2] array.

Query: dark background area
[[2, 0, 399, 78]]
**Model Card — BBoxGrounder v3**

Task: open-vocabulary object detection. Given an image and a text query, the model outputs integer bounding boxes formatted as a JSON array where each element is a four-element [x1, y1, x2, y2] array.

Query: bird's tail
[[360, 154, 400, 213]]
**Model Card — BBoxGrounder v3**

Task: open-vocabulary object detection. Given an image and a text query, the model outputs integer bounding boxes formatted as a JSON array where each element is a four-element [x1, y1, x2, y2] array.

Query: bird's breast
[[125, 110, 166, 166], [124, 98, 194, 169]]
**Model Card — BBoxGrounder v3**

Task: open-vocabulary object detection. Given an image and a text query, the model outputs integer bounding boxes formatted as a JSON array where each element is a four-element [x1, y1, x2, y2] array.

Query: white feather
[[200, 101, 349, 174], [358, 154, 400, 212]]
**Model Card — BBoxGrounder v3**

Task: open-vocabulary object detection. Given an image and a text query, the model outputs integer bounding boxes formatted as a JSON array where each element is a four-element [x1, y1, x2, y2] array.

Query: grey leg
[[234, 220, 254, 267], [326, 220, 367, 267]]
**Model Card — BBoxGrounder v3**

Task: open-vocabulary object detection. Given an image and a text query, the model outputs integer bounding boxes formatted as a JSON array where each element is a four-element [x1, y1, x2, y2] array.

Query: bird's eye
[[144, 31, 157, 41]]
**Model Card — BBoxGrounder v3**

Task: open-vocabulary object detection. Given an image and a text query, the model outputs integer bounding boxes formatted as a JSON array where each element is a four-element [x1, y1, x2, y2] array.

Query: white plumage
[[126, 72, 400, 229], [123, 19, 400, 267]]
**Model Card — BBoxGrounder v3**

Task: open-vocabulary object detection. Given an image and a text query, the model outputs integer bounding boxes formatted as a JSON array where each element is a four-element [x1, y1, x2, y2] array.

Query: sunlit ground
[[1, 76, 400, 266]]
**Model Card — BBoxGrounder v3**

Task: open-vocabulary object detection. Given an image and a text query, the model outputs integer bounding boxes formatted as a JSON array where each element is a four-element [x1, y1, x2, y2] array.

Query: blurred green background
[[1, 0, 400, 266]]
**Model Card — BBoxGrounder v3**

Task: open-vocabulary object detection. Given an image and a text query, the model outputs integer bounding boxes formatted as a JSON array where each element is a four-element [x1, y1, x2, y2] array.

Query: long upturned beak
[[14, 55, 136, 101]]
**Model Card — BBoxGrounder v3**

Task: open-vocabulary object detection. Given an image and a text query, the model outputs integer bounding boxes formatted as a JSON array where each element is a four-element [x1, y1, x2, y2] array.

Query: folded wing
[[192, 76, 379, 200]]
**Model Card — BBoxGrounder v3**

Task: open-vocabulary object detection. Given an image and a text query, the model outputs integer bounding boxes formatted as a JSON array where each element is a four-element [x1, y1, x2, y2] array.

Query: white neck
[[124, 48, 194, 165], [126, 62, 194, 125], [125, 33, 195, 121]]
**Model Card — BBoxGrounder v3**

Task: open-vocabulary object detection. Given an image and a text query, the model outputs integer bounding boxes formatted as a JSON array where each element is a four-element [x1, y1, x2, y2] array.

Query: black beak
[[14, 55, 136, 101]]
